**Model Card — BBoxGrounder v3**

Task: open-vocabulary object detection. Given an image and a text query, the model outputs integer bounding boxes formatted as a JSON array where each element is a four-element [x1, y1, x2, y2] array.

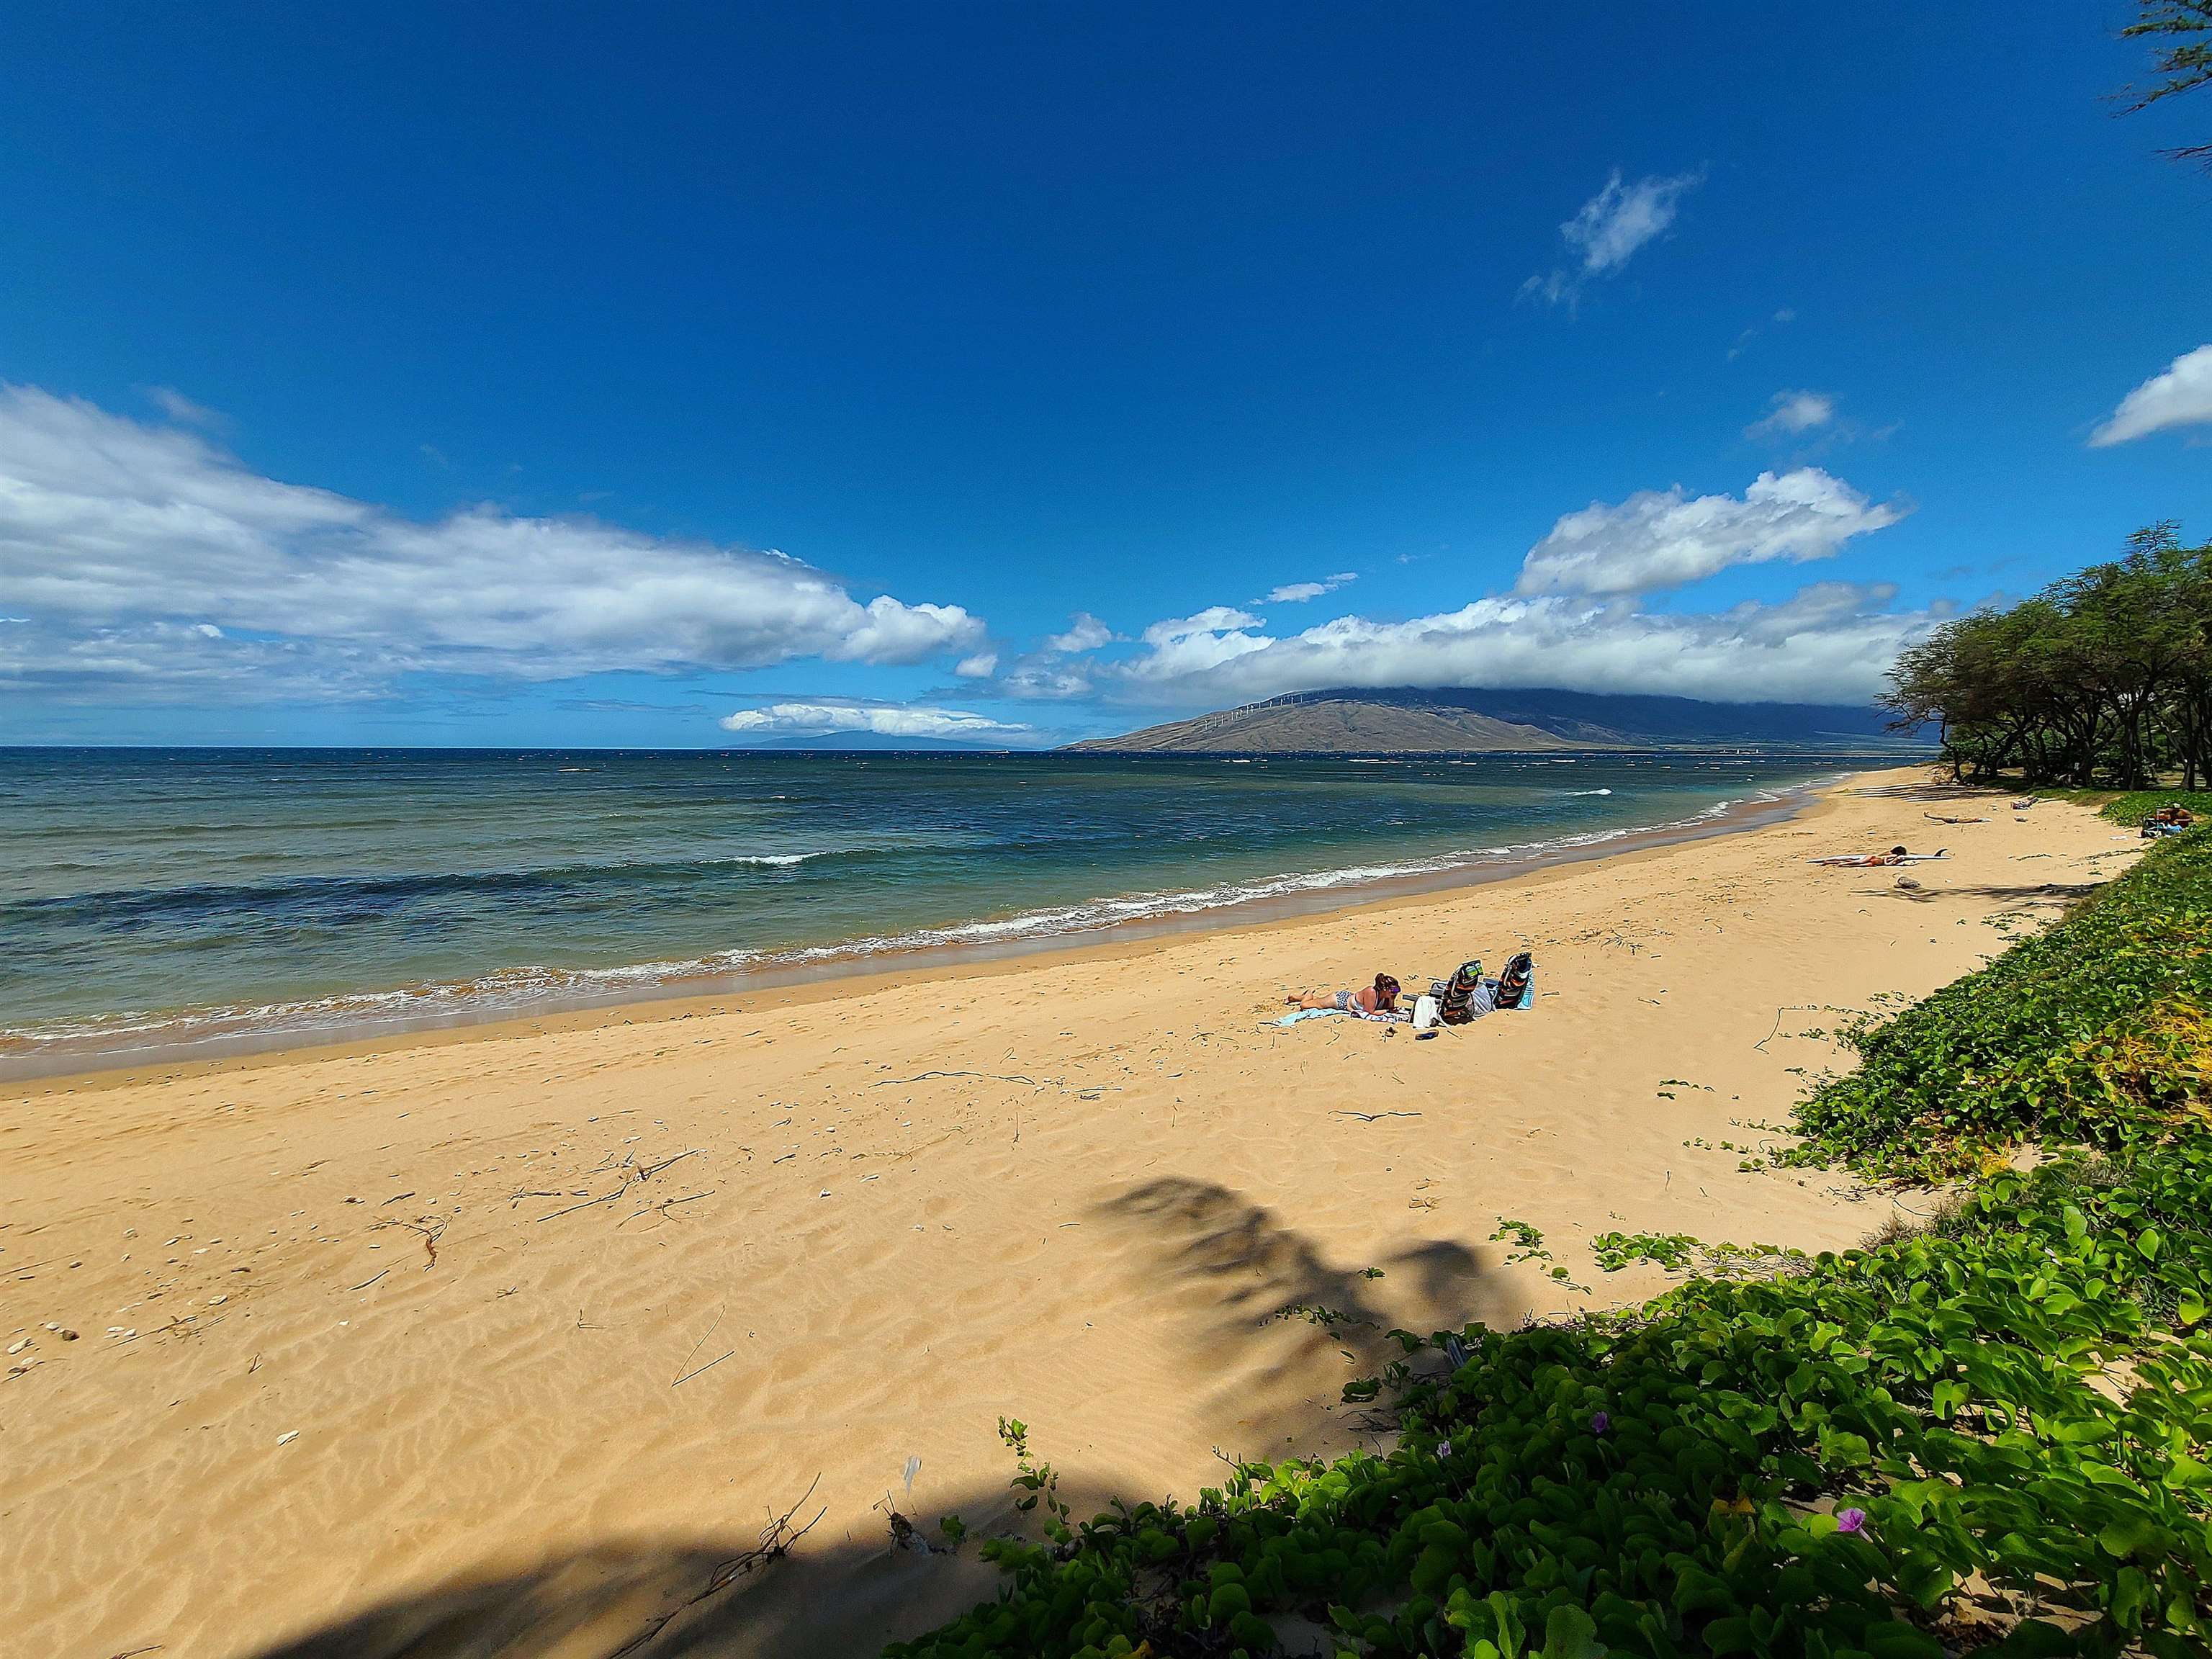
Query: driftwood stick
[[871, 1070, 1040, 1088], [608, 1475, 824, 1658], [534, 1185, 629, 1223]]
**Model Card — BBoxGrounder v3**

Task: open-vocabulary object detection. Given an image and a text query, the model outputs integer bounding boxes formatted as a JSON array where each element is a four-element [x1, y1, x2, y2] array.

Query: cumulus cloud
[[1043, 611, 1116, 653], [0, 385, 984, 701], [718, 701, 1030, 740], [953, 652, 999, 678], [1143, 606, 1262, 643], [1080, 583, 1938, 709], [2090, 345, 2212, 447], [1745, 390, 1836, 440], [1513, 467, 1907, 598], [1524, 168, 1703, 308], [1263, 571, 1358, 603], [1117, 607, 1272, 684]]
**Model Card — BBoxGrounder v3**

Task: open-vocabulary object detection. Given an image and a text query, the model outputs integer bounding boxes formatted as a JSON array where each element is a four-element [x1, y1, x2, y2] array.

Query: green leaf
[[2165, 1453, 2212, 1488], [2098, 1516, 2161, 1560], [1818, 1429, 1874, 1467], [1540, 1604, 1609, 1659], [1701, 1617, 1756, 1657]]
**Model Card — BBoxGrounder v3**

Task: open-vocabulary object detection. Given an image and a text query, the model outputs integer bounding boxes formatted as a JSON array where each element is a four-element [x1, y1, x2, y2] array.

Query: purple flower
[[1589, 1411, 1611, 1437], [1437, 1440, 1453, 1460], [1835, 1507, 1866, 1534]]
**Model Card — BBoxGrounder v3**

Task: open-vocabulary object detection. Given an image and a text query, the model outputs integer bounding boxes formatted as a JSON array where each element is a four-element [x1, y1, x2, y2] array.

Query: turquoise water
[[0, 748, 1866, 1066]]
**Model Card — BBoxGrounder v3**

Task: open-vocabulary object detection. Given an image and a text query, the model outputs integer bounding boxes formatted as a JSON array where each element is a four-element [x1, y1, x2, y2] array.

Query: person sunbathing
[[1287, 974, 1402, 1017], [1813, 845, 1945, 868]]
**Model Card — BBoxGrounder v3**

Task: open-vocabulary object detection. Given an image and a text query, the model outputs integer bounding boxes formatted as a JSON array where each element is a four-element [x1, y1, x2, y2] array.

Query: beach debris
[[374, 1214, 446, 1268], [888, 1508, 940, 1554], [1333, 1110, 1421, 1123], [904, 1455, 921, 1494], [276, 1430, 299, 1446], [6, 1338, 26, 1355], [616, 1476, 827, 1652], [1897, 877, 1922, 890]]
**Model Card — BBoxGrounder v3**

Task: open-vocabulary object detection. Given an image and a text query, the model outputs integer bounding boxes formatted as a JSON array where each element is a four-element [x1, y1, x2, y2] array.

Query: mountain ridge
[[1064, 685, 1908, 754]]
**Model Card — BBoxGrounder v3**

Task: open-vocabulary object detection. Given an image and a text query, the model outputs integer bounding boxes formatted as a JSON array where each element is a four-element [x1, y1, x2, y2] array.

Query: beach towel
[[1275, 1008, 1341, 1026]]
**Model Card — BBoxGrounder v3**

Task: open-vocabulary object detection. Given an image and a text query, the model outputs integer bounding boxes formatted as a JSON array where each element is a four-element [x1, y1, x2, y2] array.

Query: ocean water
[[0, 747, 1867, 1069]]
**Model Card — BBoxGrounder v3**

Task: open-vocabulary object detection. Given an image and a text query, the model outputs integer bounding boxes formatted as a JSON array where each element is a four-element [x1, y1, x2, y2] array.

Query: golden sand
[[0, 768, 2139, 1659]]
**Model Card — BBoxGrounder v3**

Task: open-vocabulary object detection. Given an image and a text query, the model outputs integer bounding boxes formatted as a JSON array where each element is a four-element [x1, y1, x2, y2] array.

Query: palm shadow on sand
[[237, 1178, 1505, 1659]]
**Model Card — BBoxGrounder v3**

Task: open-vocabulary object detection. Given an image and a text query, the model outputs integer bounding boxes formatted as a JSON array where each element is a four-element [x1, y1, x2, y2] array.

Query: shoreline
[[3, 773, 1836, 1089], [1, 764, 2143, 1659]]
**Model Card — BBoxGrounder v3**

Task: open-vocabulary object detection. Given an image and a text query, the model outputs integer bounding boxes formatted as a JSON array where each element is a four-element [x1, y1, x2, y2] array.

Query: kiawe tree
[[1883, 529, 2212, 788], [2123, 0, 2212, 165]]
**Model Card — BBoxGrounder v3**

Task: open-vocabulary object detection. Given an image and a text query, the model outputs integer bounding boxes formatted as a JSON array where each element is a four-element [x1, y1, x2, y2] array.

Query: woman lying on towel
[[1286, 974, 1402, 1017], [1811, 845, 1947, 868]]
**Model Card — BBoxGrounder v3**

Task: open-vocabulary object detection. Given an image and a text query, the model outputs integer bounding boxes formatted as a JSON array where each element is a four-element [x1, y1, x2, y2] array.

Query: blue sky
[[2, 3, 2208, 747]]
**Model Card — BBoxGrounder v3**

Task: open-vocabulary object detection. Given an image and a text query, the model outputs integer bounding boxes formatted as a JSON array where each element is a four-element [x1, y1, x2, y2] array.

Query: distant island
[[1064, 685, 1912, 755]]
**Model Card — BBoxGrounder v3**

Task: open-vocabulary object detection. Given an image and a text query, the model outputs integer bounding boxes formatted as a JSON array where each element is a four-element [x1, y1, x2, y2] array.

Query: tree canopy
[[1883, 526, 2212, 787]]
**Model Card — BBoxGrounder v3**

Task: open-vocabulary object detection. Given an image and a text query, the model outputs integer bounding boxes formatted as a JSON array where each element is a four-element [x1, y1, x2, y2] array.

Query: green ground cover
[[887, 835, 2212, 1659], [2047, 791, 2212, 829]]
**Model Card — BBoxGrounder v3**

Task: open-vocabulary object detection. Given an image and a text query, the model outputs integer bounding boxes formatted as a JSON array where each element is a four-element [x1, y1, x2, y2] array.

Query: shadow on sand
[[238, 1177, 1505, 1659]]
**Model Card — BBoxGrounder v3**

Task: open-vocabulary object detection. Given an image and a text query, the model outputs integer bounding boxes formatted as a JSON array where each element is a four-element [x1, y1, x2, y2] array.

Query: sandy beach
[[0, 767, 2143, 1659]]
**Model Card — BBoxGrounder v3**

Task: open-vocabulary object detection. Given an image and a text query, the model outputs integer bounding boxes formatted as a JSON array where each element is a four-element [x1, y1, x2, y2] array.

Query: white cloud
[[998, 663, 1096, 699], [1043, 611, 1115, 653], [1263, 571, 1358, 603], [1745, 390, 1835, 440], [1514, 467, 1907, 598], [1085, 582, 1938, 709], [0, 386, 984, 701], [2089, 345, 2212, 447], [145, 386, 223, 428], [718, 701, 1030, 740], [1524, 168, 1703, 309], [1142, 606, 1262, 644], [953, 652, 999, 678]]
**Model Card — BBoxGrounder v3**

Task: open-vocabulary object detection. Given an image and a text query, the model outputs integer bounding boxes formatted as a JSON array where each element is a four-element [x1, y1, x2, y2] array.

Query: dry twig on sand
[[608, 1475, 826, 1658], [374, 1214, 448, 1268], [872, 1069, 1040, 1089]]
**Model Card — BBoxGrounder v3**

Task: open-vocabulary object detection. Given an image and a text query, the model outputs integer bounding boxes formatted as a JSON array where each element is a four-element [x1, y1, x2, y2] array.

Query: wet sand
[[0, 768, 2139, 1659]]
